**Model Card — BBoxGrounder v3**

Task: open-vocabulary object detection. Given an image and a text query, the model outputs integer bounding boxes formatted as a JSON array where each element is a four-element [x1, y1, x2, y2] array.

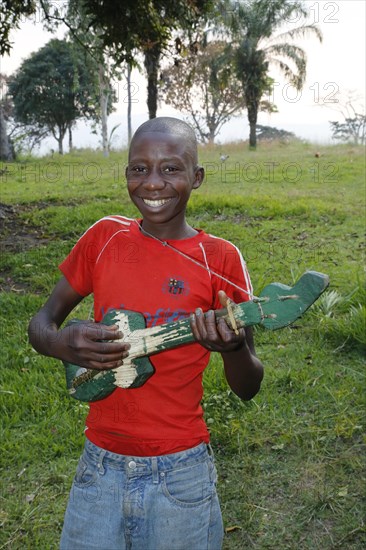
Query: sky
[[0, 0, 365, 153]]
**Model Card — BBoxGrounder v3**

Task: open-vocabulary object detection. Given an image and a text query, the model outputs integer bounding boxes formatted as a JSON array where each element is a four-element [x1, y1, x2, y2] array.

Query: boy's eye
[[130, 166, 147, 173], [163, 166, 179, 173]]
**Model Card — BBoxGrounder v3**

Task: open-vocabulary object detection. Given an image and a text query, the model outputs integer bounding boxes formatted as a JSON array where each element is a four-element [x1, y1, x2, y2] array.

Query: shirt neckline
[[132, 219, 205, 248]]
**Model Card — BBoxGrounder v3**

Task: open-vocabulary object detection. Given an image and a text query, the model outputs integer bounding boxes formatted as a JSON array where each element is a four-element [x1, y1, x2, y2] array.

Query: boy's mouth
[[141, 198, 172, 207]]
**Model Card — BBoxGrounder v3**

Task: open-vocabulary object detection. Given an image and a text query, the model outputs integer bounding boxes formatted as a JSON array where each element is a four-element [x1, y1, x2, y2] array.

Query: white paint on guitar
[[111, 311, 193, 388]]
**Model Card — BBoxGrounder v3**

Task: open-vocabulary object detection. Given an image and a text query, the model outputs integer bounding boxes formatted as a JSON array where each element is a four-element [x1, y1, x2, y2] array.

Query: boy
[[28, 117, 264, 550]]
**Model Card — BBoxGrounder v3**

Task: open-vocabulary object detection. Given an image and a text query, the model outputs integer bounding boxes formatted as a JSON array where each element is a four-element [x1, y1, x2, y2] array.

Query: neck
[[139, 220, 197, 241]]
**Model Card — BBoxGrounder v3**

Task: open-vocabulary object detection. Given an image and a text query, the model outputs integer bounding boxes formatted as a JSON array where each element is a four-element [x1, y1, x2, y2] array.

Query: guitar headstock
[[256, 271, 330, 330]]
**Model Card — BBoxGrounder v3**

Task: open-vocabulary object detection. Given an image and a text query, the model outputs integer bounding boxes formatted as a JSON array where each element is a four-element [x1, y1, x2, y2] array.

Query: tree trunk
[[0, 107, 13, 161], [99, 64, 109, 157], [55, 125, 66, 154], [247, 101, 258, 149], [57, 136, 63, 155], [127, 63, 132, 144], [144, 44, 161, 119], [68, 125, 73, 153], [208, 123, 216, 144]]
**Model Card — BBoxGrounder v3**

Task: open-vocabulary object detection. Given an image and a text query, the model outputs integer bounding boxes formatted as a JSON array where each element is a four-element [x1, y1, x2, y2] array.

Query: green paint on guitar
[[63, 271, 329, 402]]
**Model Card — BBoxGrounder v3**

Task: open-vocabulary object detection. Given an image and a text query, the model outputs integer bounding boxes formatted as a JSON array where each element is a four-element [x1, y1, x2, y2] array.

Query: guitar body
[[63, 271, 329, 402], [65, 310, 155, 401]]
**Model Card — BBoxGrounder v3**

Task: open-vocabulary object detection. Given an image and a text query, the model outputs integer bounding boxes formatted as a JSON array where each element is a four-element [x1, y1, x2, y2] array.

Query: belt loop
[[151, 457, 159, 484], [207, 443, 214, 457], [97, 449, 106, 475]]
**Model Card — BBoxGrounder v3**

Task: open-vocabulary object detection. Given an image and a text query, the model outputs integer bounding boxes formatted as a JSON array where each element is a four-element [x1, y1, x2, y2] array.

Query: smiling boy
[[28, 117, 263, 550]]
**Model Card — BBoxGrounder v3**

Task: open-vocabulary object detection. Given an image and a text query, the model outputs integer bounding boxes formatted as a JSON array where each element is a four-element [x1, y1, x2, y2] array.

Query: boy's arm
[[28, 276, 130, 370], [220, 326, 264, 401], [189, 291, 264, 401]]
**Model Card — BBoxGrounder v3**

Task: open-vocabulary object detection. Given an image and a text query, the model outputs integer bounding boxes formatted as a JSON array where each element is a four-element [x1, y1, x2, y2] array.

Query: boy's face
[[126, 131, 204, 235]]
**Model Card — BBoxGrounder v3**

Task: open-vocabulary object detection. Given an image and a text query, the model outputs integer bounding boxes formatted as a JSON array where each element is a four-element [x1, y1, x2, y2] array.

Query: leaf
[[338, 487, 348, 497], [271, 443, 285, 450], [225, 525, 242, 533]]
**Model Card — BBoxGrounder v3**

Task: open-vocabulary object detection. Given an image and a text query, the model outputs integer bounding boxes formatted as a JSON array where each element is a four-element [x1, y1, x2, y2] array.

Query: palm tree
[[226, 0, 322, 148]]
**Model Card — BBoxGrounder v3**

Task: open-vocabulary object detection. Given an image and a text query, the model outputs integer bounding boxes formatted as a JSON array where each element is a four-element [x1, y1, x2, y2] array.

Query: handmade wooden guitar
[[63, 271, 329, 402]]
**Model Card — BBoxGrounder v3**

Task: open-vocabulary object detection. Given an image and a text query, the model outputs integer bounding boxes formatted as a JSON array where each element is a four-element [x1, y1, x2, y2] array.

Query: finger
[[90, 348, 130, 367], [204, 309, 219, 341], [93, 340, 131, 356], [81, 323, 124, 342], [194, 308, 208, 340], [217, 318, 245, 345], [190, 310, 202, 341], [88, 358, 125, 370], [102, 324, 125, 339], [218, 290, 230, 308]]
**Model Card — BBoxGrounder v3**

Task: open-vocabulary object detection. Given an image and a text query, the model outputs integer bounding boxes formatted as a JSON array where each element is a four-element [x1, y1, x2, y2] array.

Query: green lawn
[[0, 141, 365, 549]]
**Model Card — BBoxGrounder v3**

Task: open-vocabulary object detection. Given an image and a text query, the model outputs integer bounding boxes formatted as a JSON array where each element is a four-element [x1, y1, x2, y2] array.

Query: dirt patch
[[0, 202, 51, 251], [0, 202, 51, 293]]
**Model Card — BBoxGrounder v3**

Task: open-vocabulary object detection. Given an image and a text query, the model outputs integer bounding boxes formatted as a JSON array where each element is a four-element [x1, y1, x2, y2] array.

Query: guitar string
[[135, 220, 259, 300]]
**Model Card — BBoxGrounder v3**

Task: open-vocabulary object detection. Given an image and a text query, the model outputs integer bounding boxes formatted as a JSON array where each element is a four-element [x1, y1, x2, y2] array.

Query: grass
[[0, 141, 365, 549]]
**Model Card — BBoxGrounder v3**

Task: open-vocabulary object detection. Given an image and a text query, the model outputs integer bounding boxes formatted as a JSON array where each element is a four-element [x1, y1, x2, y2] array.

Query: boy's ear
[[192, 166, 204, 189]]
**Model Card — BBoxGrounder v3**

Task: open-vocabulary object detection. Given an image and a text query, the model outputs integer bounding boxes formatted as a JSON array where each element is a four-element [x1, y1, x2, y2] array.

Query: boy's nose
[[142, 170, 166, 189]]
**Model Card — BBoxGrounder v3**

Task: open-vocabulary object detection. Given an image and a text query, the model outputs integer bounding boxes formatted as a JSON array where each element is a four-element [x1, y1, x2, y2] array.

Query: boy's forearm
[[28, 277, 85, 362], [221, 342, 264, 401], [28, 310, 65, 360]]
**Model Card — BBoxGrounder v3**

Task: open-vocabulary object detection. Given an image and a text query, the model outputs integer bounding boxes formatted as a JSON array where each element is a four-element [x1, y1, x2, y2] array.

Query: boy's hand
[[60, 322, 130, 370], [190, 291, 246, 353]]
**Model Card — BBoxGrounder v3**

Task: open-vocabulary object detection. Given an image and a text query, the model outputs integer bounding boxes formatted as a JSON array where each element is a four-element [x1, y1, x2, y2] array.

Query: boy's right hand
[[28, 277, 130, 370], [60, 321, 130, 370]]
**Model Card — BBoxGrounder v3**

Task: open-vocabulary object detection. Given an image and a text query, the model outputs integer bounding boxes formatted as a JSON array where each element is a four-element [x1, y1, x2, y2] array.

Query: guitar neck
[[129, 300, 260, 359]]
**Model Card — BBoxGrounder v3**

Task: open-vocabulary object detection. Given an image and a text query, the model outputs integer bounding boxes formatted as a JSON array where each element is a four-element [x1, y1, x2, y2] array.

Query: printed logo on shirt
[[162, 277, 190, 298]]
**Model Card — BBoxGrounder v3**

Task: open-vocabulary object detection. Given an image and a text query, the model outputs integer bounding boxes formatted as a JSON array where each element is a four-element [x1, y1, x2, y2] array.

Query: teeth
[[142, 198, 171, 207]]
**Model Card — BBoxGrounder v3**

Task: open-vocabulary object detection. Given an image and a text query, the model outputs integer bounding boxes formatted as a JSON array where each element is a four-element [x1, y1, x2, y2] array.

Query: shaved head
[[130, 117, 198, 164]]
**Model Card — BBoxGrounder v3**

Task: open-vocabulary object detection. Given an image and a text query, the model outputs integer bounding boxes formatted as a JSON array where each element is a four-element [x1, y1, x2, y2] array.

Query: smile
[[141, 198, 172, 207]]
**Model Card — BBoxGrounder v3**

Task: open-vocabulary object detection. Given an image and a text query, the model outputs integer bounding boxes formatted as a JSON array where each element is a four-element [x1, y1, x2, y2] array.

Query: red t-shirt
[[59, 216, 252, 456]]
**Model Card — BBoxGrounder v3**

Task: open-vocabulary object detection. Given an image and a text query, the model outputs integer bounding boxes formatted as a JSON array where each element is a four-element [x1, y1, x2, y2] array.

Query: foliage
[[330, 115, 366, 145], [1, 73, 49, 157], [161, 39, 251, 143], [319, 90, 366, 146], [8, 38, 106, 154], [75, 0, 214, 63], [309, 284, 366, 350], [0, 0, 36, 55], [223, 0, 322, 148], [256, 124, 296, 142]]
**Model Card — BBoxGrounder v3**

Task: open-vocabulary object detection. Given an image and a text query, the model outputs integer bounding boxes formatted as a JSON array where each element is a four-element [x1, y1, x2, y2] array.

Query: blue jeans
[[60, 439, 224, 550]]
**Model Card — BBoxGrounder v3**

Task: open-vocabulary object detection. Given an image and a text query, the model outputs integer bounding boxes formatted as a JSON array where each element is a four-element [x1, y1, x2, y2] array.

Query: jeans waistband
[[84, 438, 212, 475]]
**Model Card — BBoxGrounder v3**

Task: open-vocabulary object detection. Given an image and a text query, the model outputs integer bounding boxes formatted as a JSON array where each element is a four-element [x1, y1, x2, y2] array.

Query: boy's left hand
[[190, 291, 246, 353]]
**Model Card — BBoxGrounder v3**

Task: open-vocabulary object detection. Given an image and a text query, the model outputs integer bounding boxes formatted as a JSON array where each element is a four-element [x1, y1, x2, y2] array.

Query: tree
[[161, 39, 264, 143], [330, 114, 365, 146], [58, 0, 119, 155], [225, 0, 322, 148], [69, 0, 214, 118], [8, 38, 103, 154], [327, 92, 365, 145], [256, 124, 296, 142]]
